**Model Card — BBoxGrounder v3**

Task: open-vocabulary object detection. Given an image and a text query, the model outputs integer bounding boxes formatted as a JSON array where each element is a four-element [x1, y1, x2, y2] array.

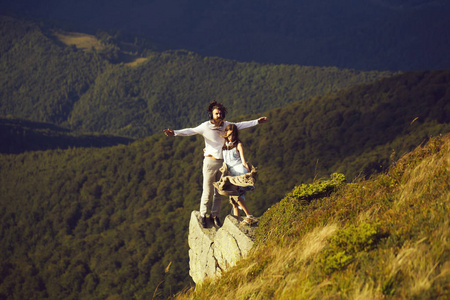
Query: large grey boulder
[[188, 211, 257, 284]]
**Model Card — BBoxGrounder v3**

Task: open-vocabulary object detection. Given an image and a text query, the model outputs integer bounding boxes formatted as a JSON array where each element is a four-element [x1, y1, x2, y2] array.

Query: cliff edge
[[188, 211, 257, 284]]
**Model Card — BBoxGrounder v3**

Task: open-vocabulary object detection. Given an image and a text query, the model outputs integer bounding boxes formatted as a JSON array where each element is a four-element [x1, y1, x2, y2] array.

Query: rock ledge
[[188, 211, 257, 284]]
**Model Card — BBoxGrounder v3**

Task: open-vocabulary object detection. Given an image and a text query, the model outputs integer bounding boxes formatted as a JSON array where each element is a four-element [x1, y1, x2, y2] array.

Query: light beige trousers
[[200, 157, 224, 217]]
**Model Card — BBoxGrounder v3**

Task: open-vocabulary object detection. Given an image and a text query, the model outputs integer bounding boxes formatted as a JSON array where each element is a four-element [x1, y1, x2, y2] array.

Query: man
[[164, 100, 268, 228]]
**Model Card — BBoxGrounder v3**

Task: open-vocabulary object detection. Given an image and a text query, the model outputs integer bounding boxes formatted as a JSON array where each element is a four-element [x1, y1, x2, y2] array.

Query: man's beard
[[212, 118, 224, 127]]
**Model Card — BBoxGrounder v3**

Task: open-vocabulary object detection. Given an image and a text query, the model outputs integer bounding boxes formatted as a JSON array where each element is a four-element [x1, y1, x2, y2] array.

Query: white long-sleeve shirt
[[174, 119, 259, 159]]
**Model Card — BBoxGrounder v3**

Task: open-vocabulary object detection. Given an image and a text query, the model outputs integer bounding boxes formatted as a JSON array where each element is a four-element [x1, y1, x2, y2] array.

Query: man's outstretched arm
[[234, 116, 269, 130], [164, 124, 203, 137], [163, 129, 175, 136], [258, 117, 268, 124]]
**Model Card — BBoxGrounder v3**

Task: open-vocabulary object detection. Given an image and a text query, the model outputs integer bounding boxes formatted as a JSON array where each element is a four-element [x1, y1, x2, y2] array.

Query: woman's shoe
[[242, 215, 258, 225]]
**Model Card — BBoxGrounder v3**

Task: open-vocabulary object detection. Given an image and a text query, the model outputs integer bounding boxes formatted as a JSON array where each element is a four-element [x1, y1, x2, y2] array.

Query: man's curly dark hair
[[207, 100, 227, 119]]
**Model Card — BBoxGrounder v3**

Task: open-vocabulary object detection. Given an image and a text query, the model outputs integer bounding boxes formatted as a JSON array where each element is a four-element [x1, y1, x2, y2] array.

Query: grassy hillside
[[177, 133, 450, 299], [51, 30, 105, 52], [0, 15, 392, 138]]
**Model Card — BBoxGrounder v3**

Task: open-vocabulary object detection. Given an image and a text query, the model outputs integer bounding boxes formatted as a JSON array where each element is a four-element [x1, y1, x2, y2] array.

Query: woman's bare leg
[[233, 204, 239, 216], [237, 196, 252, 216]]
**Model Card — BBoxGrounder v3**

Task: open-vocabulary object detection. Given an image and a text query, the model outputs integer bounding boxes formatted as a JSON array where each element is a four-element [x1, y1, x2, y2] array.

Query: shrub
[[284, 173, 346, 204], [318, 222, 381, 274]]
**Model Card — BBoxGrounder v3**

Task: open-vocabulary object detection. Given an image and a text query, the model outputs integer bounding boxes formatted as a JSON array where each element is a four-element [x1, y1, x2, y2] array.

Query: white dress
[[223, 144, 247, 176], [223, 142, 253, 198]]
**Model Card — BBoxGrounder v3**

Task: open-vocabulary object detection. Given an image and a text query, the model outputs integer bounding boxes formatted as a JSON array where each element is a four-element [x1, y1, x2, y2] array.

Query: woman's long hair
[[222, 124, 240, 150]]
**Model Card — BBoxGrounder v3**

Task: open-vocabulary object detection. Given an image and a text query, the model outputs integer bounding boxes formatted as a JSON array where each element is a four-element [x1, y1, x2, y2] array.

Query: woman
[[222, 124, 258, 225]]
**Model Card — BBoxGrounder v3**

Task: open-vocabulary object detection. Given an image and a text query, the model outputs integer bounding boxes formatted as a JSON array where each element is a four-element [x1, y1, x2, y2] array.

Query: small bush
[[284, 173, 346, 203], [318, 222, 381, 274]]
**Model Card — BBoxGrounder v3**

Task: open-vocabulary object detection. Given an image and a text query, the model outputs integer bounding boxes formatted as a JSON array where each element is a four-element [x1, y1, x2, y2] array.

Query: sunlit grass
[[175, 134, 450, 299], [52, 30, 148, 67], [124, 57, 148, 67], [52, 30, 104, 51]]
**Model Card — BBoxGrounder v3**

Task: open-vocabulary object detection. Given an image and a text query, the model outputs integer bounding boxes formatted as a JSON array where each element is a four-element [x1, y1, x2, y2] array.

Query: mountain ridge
[[2, 0, 449, 70], [0, 15, 393, 138]]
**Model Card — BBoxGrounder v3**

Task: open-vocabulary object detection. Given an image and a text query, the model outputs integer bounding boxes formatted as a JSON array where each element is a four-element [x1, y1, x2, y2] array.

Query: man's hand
[[164, 129, 175, 136], [258, 116, 268, 124]]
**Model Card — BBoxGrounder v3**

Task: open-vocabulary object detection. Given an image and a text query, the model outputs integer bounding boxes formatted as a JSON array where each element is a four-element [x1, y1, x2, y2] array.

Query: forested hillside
[[0, 134, 201, 299], [0, 15, 392, 138], [0, 69, 449, 299], [235, 69, 450, 214], [0, 16, 106, 125]]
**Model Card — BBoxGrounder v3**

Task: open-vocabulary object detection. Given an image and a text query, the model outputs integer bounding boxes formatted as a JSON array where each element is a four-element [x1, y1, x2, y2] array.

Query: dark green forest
[[1, 68, 449, 298], [0, 15, 392, 139], [0, 14, 449, 300], [0, 136, 201, 299]]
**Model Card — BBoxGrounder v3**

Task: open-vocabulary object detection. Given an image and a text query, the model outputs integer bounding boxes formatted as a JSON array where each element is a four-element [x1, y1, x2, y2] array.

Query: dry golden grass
[[52, 30, 148, 67], [386, 223, 450, 298], [52, 30, 104, 51], [178, 224, 338, 300], [124, 57, 149, 67], [175, 134, 450, 300]]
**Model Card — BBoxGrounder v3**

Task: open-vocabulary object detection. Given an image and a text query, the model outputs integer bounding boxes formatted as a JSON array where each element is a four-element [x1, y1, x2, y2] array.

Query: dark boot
[[201, 215, 207, 228]]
